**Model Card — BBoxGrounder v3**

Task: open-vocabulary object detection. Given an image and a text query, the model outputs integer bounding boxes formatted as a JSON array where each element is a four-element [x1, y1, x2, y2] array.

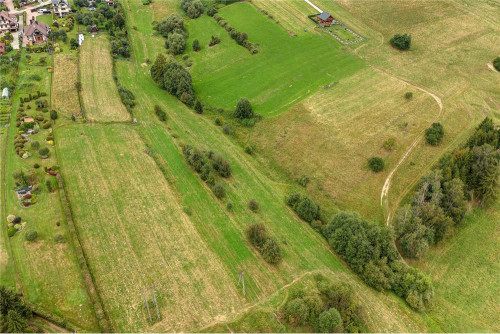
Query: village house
[[23, 19, 50, 45], [51, 0, 72, 17], [316, 12, 335, 27], [0, 11, 19, 33]]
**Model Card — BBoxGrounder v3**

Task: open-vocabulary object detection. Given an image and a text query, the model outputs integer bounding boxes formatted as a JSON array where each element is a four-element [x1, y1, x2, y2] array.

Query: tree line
[[394, 117, 499, 259]]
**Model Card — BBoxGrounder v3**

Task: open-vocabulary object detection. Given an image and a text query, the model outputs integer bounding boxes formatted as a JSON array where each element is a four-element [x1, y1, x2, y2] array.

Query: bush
[[383, 137, 396, 151], [215, 117, 222, 126], [181, 0, 204, 19], [283, 298, 309, 325], [53, 233, 65, 243], [261, 238, 282, 264], [33, 163, 40, 169], [39, 147, 49, 157], [212, 182, 226, 199], [25, 230, 38, 242], [493, 57, 500, 71], [154, 105, 167, 121], [368, 157, 384, 172], [166, 32, 186, 55], [222, 124, 233, 135], [248, 199, 259, 212], [8, 227, 16, 237], [194, 100, 203, 114], [208, 35, 221, 47], [318, 308, 342, 333], [50, 110, 58, 120], [404, 92, 413, 99], [234, 98, 253, 119], [246, 223, 267, 248], [30, 141, 40, 150], [211, 154, 231, 177], [425, 122, 444, 146], [390, 33, 411, 50], [226, 202, 233, 210], [207, 6, 217, 17], [192, 39, 200, 51]]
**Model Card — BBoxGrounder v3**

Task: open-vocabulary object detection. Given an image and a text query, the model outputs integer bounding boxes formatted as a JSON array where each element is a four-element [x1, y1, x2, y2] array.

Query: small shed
[[23, 117, 35, 123], [1, 87, 9, 99], [316, 12, 335, 27]]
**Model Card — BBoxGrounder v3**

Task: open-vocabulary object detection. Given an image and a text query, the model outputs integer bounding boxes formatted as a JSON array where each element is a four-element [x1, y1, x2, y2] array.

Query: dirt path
[[375, 67, 444, 225], [487, 62, 498, 72], [303, 0, 323, 13]]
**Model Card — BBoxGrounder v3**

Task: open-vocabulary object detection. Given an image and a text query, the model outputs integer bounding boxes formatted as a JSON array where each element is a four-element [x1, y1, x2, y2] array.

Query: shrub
[[226, 202, 233, 210], [33, 163, 40, 169], [244, 145, 253, 155], [383, 137, 396, 151], [207, 6, 217, 17], [215, 117, 222, 126], [7, 215, 16, 223], [425, 122, 444, 146], [181, 0, 204, 19], [211, 154, 231, 177], [192, 39, 200, 51], [166, 32, 186, 55], [39, 147, 49, 157], [246, 223, 267, 248], [404, 92, 413, 99], [493, 57, 500, 71], [8, 227, 16, 237], [45, 179, 53, 193], [222, 124, 233, 135], [194, 100, 203, 114], [234, 98, 253, 119], [390, 33, 411, 50], [248, 199, 259, 212], [25, 230, 38, 242], [154, 105, 167, 121], [318, 308, 342, 333], [368, 157, 384, 172], [287, 193, 320, 223], [261, 238, 282, 264], [282, 298, 309, 325], [30, 141, 40, 150], [208, 35, 221, 47], [212, 182, 226, 199], [50, 110, 58, 120], [53, 233, 65, 243]]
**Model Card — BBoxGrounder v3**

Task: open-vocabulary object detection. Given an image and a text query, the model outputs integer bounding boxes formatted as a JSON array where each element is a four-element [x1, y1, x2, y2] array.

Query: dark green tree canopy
[[390, 33, 411, 50], [234, 98, 253, 119], [425, 122, 444, 146]]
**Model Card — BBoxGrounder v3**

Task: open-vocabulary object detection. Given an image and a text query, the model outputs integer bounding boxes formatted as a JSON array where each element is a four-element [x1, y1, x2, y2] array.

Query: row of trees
[[281, 275, 367, 333], [394, 117, 499, 258], [154, 14, 187, 55], [212, 14, 259, 54], [322, 212, 434, 311], [180, 0, 204, 19], [246, 223, 282, 265]]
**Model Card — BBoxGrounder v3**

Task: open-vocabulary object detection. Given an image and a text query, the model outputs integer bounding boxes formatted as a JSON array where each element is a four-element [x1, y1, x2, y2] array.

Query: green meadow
[[186, 2, 364, 116]]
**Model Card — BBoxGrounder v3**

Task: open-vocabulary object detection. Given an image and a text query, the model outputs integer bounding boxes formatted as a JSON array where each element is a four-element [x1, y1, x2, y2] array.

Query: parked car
[[89, 7, 96, 11]]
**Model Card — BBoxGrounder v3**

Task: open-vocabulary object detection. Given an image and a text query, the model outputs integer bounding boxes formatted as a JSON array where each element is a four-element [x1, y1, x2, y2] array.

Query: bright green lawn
[[412, 202, 500, 332], [187, 2, 363, 116]]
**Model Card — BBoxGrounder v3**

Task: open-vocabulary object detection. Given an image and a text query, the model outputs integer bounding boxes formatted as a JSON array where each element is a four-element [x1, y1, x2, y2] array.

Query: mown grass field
[[411, 202, 500, 332], [187, 2, 363, 116], [79, 35, 130, 122], [52, 54, 81, 117], [2, 51, 98, 331]]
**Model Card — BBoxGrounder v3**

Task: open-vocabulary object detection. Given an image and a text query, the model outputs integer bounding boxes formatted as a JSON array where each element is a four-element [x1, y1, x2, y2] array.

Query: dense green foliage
[[151, 55, 195, 105], [181, 0, 204, 19], [234, 98, 253, 119], [425, 122, 444, 146], [368, 157, 384, 172], [212, 13, 258, 54], [493, 57, 500, 71], [322, 212, 433, 310], [287, 193, 320, 224], [154, 14, 187, 55], [192, 39, 200, 52], [154, 105, 167, 121], [246, 224, 282, 265], [395, 118, 499, 258], [24, 230, 38, 242], [0, 286, 32, 333], [390, 33, 411, 50]]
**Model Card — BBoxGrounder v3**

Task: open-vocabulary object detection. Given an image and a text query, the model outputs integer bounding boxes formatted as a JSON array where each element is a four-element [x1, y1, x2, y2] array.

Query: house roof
[[0, 42, 4, 47], [317, 12, 332, 20], [0, 10, 17, 23], [23, 21, 50, 37], [23, 117, 34, 122]]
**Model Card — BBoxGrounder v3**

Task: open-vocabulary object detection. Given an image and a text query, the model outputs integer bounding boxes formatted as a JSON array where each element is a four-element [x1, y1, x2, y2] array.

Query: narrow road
[[303, 0, 323, 13], [376, 67, 444, 225]]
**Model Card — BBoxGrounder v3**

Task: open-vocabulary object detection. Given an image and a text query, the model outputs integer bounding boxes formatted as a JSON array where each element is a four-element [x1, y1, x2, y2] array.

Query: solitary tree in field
[[390, 33, 411, 50], [234, 98, 253, 119], [368, 157, 384, 172], [493, 57, 500, 71], [194, 100, 203, 114], [425, 123, 444, 146], [192, 39, 200, 51]]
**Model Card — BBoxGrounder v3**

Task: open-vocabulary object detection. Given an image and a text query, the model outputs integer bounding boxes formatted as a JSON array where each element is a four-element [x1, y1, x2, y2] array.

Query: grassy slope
[[2, 51, 98, 331], [187, 3, 363, 116], [79, 35, 130, 122], [412, 202, 500, 332], [110, 0, 434, 331]]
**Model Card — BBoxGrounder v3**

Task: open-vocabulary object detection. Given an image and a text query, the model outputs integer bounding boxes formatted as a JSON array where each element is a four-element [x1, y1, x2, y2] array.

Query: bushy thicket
[[493, 57, 500, 71], [281, 275, 367, 333], [425, 122, 444, 146], [234, 98, 253, 119], [368, 156, 384, 172], [0, 286, 32, 333], [180, 0, 204, 19], [116, 82, 135, 110], [182, 145, 231, 198], [287, 193, 320, 224], [390, 33, 411, 50], [154, 105, 167, 121], [246, 223, 282, 265], [322, 212, 434, 311], [151, 55, 195, 106], [154, 13, 188, 55], [394, 117, 499, 258], [212, 14, 259, 54]]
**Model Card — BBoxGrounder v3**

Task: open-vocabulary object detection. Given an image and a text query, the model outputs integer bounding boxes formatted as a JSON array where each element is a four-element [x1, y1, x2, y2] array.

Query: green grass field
[[186, 2, 363, 116], [412, 202, 500, 332]]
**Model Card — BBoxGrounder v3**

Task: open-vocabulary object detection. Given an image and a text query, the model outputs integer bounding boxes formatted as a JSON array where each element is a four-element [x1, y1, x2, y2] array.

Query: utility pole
[[237, 270, 245, 297], [151, 284, 161, 321], [142, 288, 152, 324]]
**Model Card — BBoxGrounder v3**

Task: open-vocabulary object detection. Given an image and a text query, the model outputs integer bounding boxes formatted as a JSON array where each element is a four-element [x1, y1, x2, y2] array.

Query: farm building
[[316, 12, 335, 27]]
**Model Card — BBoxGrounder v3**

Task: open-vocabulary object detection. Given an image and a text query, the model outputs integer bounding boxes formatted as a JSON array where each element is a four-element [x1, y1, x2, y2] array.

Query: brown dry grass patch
[[52, 54, 81, 117], [80, 35, 129, 122]]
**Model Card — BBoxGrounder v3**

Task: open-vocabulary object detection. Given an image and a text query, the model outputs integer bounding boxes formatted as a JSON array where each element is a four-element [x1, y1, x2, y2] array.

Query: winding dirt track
[[376, 67, 444, 225]]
